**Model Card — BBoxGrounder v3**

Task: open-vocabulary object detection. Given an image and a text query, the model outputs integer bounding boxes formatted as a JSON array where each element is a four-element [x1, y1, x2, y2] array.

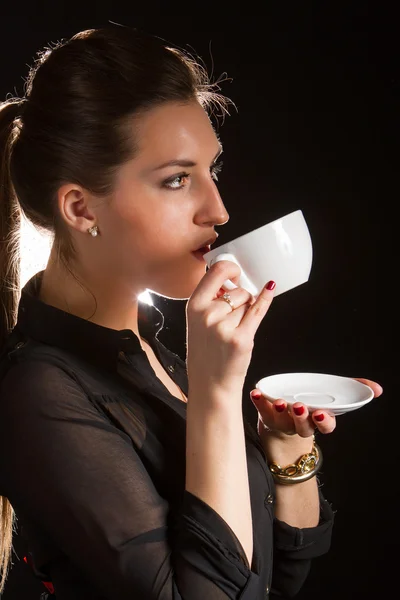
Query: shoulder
[[0, 357, 88, 418]]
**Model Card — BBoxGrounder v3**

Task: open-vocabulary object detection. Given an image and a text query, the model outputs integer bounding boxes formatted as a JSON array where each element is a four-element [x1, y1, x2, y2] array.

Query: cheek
[[104, 190, 144, 238], [105, 185, 192, 254]]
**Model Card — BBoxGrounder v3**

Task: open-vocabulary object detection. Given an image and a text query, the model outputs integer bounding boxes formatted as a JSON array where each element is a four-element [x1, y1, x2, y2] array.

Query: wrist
[[265, 434, 323, 485], [187, 386, 244, 415], [262, 431, 314, 465]]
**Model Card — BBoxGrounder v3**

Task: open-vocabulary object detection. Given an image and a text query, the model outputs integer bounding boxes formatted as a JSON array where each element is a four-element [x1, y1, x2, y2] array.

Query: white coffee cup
[[203, 209, 313, 298]]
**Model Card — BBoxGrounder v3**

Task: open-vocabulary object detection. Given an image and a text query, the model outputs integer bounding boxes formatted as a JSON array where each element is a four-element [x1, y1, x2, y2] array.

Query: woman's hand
[[250, 377, 383, 442], [186, 260, 275, 398]]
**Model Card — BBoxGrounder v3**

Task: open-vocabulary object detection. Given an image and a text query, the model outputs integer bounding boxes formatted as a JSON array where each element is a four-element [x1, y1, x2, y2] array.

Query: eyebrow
[[150, 145, 223, 172]]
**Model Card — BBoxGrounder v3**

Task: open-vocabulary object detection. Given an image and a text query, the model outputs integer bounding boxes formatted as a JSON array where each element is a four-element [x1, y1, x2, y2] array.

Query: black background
[[0, 4, 396, 599]]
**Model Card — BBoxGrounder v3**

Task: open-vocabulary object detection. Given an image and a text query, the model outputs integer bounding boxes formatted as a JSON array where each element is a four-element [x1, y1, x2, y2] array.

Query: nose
[[196, 178, 229, 227]]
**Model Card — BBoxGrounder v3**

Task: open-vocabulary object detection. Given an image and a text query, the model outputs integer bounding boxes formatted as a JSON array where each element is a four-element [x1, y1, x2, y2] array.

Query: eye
[[162, 159, 224, 191], [211, 160, 224, 181], [163, 173, 191, 190]]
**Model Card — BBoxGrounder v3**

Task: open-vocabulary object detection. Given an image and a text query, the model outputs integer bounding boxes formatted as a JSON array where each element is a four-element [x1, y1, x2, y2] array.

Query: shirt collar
[[15, 270, 165, 372]]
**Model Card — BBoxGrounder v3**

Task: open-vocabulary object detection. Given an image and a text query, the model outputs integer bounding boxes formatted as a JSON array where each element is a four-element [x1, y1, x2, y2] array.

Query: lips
[[196, 245, 211, 254], [191, 244, 213, 262], [193, 234, 218, 252]]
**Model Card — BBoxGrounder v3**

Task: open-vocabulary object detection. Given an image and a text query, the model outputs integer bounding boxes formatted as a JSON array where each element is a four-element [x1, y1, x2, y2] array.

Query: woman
[[0, 25, 382, 599]]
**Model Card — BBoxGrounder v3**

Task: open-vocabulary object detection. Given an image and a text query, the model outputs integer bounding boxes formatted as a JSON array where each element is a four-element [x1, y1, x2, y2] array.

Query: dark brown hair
[[0, 24, 231, 593]]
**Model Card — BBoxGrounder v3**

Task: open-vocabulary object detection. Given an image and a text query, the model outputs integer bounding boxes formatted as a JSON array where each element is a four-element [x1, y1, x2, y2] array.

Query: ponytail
[[0, 99, 22, 349], [0, 99, 22, 595]]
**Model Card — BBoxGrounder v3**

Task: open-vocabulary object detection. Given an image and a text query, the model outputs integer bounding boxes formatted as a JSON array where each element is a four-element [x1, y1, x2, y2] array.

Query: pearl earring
[[87, 225, 99, 237]]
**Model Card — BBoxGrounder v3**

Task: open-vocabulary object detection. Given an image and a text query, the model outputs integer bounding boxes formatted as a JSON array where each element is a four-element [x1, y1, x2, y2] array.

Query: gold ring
[[221, 292, 235, 311]]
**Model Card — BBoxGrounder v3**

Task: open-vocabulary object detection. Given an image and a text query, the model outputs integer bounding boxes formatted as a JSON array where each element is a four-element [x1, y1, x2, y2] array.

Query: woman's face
[[94, 100, 229, 299]]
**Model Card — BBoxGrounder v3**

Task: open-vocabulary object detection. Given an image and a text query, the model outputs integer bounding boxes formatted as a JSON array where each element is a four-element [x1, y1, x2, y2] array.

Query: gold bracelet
[[268, 437, 323, 485]]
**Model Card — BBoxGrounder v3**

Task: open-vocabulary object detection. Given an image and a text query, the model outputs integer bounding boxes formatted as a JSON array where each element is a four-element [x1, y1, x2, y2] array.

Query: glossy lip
[[192, 233, 218, 252], [191, 245, 211, 261]]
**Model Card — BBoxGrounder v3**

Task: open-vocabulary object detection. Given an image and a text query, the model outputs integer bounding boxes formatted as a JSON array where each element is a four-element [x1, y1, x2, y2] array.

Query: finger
[[251, 392, 298, 433], [190, 260, 243, 308], [214, 286, 254, 307], [250, 392, 292, 432], [218, 300, 253, 330], [215, 290, 256, 329], [290, 403, 315, 438], [353, 377, 383, 397], [311, 410, 336, 434], [215, 285, 255, 301], [237, 280, 276, 339], [270, 399, 297, 434]]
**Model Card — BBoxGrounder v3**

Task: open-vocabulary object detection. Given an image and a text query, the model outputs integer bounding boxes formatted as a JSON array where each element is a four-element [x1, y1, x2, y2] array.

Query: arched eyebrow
[[150, 145, 223, 172]]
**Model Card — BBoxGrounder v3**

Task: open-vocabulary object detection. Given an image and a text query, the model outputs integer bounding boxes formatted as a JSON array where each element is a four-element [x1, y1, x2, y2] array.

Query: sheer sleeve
[[270, 490, 334, 597], [0, 361, 261, 599]]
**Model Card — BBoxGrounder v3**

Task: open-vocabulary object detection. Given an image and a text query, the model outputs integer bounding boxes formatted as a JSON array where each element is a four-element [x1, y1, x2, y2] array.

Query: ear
[[56, 184, 97, 234]]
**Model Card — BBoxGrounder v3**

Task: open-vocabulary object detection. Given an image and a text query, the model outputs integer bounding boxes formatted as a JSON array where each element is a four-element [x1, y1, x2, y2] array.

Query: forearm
[[263, 433, 320, 528], [185, 390, 253, 568]]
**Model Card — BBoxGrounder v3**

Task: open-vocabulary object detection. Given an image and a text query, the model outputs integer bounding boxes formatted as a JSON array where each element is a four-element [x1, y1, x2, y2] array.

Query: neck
[[39, 255, 143, 338]]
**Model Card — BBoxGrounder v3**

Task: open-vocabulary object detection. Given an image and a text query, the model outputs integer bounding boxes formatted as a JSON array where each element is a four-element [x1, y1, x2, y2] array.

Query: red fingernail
[[265, 281, 276, 291], [275, 402, 285, 412], [314, 413, 325, 422], [250, 390, 262, 400], [293, 406, 305, 416]]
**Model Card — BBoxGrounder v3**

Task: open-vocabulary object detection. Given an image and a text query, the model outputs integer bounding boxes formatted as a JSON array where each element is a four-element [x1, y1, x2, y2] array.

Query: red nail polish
[[315, 413, 325, 422], [293, 406, 305, 416], [275, 403, 285, 412], [42, 582, 55, 595], [265, 281, 276, 291], [251, 390, 262, 400]]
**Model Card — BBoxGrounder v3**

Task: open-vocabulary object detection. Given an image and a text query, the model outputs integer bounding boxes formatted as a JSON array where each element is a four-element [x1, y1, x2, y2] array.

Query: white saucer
[[255, 372, 374, 416]]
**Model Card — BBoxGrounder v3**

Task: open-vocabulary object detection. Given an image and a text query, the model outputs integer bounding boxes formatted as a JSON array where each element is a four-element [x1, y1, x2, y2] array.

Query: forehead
[[132, 101, 220, 163]]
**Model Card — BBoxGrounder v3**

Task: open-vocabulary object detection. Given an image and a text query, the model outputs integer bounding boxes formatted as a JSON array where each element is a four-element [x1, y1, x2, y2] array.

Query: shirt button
[[264, 493, 274, 507], [167, 365, 175, 373], [266, 584, 270, 596]]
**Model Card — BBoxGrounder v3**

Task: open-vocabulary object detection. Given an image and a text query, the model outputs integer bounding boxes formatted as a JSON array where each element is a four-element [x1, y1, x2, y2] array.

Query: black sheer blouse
[[0, 271, 334, 599]]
